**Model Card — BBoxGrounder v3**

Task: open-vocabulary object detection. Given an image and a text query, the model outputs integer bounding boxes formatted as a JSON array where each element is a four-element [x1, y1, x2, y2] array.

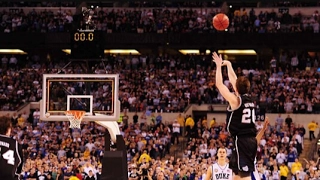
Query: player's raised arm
[[212, 52, 238, 107], [223, 60, 238, 92], [256, 117, 269, 144]]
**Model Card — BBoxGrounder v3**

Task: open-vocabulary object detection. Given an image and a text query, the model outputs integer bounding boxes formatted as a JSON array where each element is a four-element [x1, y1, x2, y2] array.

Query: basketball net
[[65, 110, 86, 129]]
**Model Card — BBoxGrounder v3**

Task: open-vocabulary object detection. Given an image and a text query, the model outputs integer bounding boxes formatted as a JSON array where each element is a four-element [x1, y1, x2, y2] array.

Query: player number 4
[[241, 108, 256, 124], [0, 148, 15, 165]]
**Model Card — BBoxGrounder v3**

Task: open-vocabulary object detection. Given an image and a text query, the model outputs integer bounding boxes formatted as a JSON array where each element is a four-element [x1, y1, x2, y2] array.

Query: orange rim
[[65, 110, 86, 120]]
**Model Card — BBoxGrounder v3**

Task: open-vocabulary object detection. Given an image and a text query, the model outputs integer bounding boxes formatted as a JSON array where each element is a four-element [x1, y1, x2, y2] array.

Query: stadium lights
[[179, 49, 211, 55], [104, 49, 140, 55], [218, 49, 257, 55], [0, 49, 27, 54], [62, 49, 71, 54], [62, 49, 140, 55]]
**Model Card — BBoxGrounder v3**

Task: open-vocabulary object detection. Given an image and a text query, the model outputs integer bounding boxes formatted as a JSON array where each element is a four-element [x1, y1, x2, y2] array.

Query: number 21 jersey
[[226, 94, 257, 137]]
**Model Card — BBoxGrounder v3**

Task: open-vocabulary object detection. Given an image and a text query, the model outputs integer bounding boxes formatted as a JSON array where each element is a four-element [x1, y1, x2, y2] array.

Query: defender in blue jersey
[[213, 52, 257, 180]]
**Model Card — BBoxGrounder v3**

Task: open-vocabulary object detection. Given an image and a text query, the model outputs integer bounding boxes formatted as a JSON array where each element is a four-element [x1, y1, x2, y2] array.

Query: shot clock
[[73, 31, 95, 42], [70, 30, 104, 59]]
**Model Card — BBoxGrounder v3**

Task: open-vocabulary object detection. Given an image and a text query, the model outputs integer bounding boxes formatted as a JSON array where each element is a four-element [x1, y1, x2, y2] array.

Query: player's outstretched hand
[[212, 52, 224, 67]]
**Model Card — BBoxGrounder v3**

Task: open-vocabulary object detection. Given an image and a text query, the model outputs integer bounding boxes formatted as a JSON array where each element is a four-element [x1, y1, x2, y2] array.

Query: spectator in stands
[[185, 115, 194, 138], [275, 114, 284, 132], [285, 114, 292, 132], [308, 120, 318, 141], [177, 114, 185, 135], [291, 158, 303, 175], [279, 163, 289, 180], [171, 119, 180, 144]]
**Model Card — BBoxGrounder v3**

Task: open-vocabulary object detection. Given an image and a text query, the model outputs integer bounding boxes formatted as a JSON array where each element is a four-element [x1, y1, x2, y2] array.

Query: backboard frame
[[40, 74, 120, 122]]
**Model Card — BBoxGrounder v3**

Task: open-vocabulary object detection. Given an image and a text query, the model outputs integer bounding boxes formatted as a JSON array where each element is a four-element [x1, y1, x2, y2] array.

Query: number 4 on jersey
[[0, 148, 15, 165], [241, 108, 256, 124]]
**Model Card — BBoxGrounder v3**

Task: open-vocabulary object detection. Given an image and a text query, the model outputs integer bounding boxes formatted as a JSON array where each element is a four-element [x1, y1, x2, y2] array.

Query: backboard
[[40, 74, 120, 122]]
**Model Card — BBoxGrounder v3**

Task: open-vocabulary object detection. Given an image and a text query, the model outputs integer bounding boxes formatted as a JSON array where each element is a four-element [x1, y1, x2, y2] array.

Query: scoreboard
[[70, 29, 104, 59]]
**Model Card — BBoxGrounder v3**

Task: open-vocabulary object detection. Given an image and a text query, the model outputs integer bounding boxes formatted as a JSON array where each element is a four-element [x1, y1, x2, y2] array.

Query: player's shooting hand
[[212, 52, 223, 67], [222, 60, 231, 66]]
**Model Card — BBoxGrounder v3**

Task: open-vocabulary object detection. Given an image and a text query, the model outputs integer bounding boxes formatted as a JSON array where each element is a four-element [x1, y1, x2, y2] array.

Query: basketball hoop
[[65, 110, 86, 129]]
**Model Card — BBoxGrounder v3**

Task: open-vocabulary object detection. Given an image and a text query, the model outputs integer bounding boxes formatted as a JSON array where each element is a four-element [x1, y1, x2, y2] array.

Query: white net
[[65, 111, 85, 129]]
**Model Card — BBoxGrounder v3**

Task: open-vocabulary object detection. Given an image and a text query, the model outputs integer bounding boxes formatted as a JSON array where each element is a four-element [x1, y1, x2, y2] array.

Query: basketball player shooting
[[212, 52, 257, 180], [0, 116, 23, 180], [205, 147, 233, 180]]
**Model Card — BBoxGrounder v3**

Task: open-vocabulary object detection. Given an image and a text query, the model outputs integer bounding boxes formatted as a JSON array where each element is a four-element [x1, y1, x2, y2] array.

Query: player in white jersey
[[205, 147, 233, 180]]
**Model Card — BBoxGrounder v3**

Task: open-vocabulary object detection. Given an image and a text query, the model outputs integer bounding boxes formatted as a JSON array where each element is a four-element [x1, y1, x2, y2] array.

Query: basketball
[[213, 13, 229, 31]]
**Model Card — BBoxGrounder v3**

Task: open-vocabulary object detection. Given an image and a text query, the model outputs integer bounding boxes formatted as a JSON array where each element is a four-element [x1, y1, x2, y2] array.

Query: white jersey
[[251, 158, 260, 180], [251, 163, 260, 180], [272, 170, 280, 180], [211, 163, 233, 180]]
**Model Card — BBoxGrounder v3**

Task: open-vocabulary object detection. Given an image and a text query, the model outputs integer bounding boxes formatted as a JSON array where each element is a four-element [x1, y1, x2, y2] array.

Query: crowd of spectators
[[1, 49, 320, 115], [0, 2, 76, 7], [0, 49, 318, 180], [0, 1, 319, 8], [0, 5, 320, 33], [7, 105, 319, 180]]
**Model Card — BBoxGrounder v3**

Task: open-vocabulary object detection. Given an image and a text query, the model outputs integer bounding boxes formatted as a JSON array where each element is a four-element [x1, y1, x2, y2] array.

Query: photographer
[[138, 163, 152, 180]]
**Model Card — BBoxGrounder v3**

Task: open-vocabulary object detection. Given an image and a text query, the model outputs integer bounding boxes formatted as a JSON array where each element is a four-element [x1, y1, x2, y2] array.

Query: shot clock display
[[71, 30, 104, 59], [73, 31, 95, 42]]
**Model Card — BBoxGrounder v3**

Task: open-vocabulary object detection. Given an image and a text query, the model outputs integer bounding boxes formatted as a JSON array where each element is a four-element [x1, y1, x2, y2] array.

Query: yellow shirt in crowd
[[185, 117, 194, 127], [83, 149, 90, 159], [291, 162, 302, 174], [210, 119, 215, 128], [138, 153, 152, 164], [308, 122, 318, 131], [201, 119, 207, 127], [279, 165, 289, 177], [177, 115, 185, 127], [18, 117, 25, 127]]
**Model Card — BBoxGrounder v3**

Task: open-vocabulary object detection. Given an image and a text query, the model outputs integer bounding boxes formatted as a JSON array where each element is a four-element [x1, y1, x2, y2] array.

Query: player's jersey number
[[241, 108, 256, 124], [0, 148, 15, 165]]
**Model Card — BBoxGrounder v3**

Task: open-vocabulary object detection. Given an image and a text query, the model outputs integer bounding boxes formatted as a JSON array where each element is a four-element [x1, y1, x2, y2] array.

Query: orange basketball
[[212, 13, 229, 31]]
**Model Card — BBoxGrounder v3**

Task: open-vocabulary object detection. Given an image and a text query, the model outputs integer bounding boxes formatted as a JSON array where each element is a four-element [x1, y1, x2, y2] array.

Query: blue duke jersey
[[251, 163, 260, 180], [211, 163, 233, 180], [226, 94, 257, 137], [0, 135, 23, 180]]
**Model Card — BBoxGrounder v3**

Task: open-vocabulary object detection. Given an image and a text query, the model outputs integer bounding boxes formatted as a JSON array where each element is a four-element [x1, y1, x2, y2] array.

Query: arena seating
[[0, 50, 317, 179], [0, 2, 319, 180], [0, 5, 319, 33]]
